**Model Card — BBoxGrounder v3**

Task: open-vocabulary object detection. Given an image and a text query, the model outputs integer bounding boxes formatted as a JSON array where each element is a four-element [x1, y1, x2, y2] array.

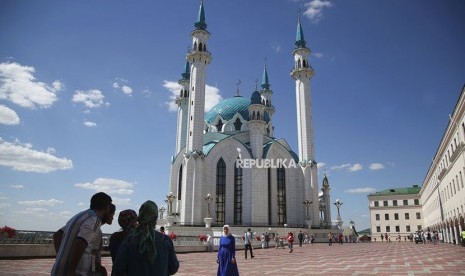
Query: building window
[[374, 201, 379, 207], [416, 212, 421, 219], [376, 226, 381, 232], [234, 162, 243, 225], [234, 118, 242, 131], [386, 226, 390, 232], [393, 200, 397, 206], [216, 120, 223, 132], [375, 214, 380, 221], [406, 225, 411, 232], [177, 165, 182, 199], [383, 201, 388, 207], [405, 213, 409, 220], [395, 226, 400, 232], [394, 213, 399, 220], [277, 167, 286, 226], [403, 199, 408, 205], [385, 214, 389, 220], [216, 158, 226, 226], [417, 225, 422, 231], [414, 199, 419, 205]]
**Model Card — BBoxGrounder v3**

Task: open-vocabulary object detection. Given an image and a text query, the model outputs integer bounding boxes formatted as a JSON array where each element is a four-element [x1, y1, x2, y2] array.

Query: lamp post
[[159, 206, 166, 220], [204, 193, 214, 218], [166, 192, 177, 216], [334, 199, 343, 228]]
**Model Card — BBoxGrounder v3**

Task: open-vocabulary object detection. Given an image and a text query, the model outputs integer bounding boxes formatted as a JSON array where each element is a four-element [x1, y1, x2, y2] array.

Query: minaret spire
[[295, 14, 307, 48], [195, 0, 207, 30], [261, 58, 270, 90]]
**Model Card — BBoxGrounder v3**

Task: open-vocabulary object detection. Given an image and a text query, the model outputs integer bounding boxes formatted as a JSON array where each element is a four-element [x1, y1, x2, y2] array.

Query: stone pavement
[[0, 242, 464, 275]]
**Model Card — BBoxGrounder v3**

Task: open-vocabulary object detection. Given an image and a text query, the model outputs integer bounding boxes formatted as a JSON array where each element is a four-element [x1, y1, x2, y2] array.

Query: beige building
[[420, 86, 465, 244], [368, 186, 422, 241]]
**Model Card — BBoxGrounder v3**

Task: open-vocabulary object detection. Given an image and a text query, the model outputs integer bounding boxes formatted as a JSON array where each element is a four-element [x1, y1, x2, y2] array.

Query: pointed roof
[[261, 63, 270, 90], [181, 61, 190, 80], [322, 174, 329, 187], [194, 1, 207, 30], [295, 16, 306, 48]]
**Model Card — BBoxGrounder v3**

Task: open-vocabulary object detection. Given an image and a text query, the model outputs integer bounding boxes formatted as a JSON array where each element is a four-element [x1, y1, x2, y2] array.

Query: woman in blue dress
[[217, 225, 239, 276]]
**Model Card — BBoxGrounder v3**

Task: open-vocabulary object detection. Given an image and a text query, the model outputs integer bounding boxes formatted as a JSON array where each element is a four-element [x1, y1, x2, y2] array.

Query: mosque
[[168, 2, 333, 229]]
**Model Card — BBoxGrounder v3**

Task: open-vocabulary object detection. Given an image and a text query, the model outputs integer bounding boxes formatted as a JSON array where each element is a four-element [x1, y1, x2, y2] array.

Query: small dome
[[251, 91, 262, 105]]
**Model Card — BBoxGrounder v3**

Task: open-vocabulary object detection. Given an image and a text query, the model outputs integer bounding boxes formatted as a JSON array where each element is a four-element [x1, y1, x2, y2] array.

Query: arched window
[[216, 158, 226, 226], [297, 59, 301, 68], [234, 162, 242, 225], [277, 167, 286, 225], [216, 120, 223, 132], [203, 44, 207, 52], [257, 111, 261, 120], [177, 165, 182, 199], [303, 60, 307, 68], [234, 118, 242, 131], [199, 42, 203, 52], [193, 42, 197, 51], [252, 111, 255, 120]]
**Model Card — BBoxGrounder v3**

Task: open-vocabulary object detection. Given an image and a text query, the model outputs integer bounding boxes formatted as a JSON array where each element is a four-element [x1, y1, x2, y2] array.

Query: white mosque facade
[[168, 2, 332, 228]]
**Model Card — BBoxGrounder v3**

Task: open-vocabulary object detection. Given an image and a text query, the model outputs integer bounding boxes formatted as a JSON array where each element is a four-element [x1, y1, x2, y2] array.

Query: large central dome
[[205, 96, 250, 123]]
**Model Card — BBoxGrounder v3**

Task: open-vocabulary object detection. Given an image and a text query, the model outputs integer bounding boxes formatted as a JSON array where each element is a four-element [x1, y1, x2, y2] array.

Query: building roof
[[368, 185, 421, 197]]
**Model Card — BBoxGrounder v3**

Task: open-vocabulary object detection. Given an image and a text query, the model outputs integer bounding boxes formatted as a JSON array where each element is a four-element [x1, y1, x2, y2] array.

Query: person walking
[[108, 209, 138, 263], [52, 192, 113, 276], [244, 228, 254, 259], [310, 233, 315, 245], [298, 230, 304, 247], [261, 233, 266, 249], [328, 232, 333, 246], [287, 232, 295, 253], [338, 232, 343, 245], [112, 200, 179, 276], [217, 225, 239, 276], [381, 234, 384, 242]]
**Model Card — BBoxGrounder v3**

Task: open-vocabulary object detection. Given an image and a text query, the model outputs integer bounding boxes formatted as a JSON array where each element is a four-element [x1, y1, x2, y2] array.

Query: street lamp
[[302, 200, 312, 220], [166, 192, 177, 216], [159, 206, 166, 220], [334, 199, 343, 221], [204, 193, 214, 218]]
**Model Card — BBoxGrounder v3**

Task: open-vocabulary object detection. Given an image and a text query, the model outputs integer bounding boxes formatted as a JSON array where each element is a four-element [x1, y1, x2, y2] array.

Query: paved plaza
[[0, 242, 464, 275]]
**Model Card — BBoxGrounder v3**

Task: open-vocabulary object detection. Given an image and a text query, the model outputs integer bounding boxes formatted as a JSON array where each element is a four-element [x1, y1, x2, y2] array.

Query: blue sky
[[0, 0, 464, 233]]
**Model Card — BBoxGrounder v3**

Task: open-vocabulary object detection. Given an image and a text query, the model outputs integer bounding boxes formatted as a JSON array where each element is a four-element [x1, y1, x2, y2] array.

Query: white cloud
[[0, 62, 61, 108], [18, 198, 64, 207], [75, 178, 134, 195], [121, 85, 133, 95], [0, 137, 73, 173], [317, 162, 326, 169], [112, 82, 120, 89], [46, 147, 56, 154], [72, 89, 106, 108], [369, 163, 385, 170], [163, 80, 222, 112], [205, 85, 222, 112], [0, 105, 20, 125], [10, 184, 24, 189], [271, 43, 281, 53], [345, 187, 377, 194], [312, 52, 324, 58], [59, 211, 73, 217], [77, 202, 86, 206], [349, 163, 363, 172], [303, 0, 332, 23], [83, 121, 97, 127], [112, 197, 131, 206], [331, 163, 363, 172]]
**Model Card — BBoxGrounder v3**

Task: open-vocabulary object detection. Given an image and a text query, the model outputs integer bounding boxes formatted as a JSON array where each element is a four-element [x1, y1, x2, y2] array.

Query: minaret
[[175, 61, 190, 154], [181, 0, 212, 226], [248, 89, 267, 160], [322, 175, 331, 227], [290, 16, 320, 228], [185, 0, 212, 154], [260, 61, 275, 136]]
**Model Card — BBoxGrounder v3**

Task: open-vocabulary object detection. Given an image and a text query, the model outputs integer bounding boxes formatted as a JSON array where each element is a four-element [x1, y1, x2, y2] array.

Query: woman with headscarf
[[108, 209, 138, 263], [217, 225, 239, 276], [112, 200, 179, 276]]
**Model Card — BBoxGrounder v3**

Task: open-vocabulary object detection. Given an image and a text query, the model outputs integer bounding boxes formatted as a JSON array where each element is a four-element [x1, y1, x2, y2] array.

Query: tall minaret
[[248, 89, 267, 160], [181, 0, 212, 225], [185, 0, 212, 154], [175, 61, 190, 154], [260, 61, 275, 136], [290, 16, 320, 228]]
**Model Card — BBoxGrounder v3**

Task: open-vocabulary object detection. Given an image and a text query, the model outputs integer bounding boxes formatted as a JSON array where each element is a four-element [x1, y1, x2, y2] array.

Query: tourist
[[304, 232, 309, 244], [160, 226, 166, 235], [90, 203, 116, 276], [244, 228, 254, 259], [328, 232, 333, 246], [108, 209, 137, 263], [264, 232, 270, 248], [275, 234, 280, 249], [287, 231, 295, 253], [381, 234, 384, 242], [52, 192, 113, 276], [338, 232, 343, 245], [112, 200, 179, 275], [217, 225, 239, 276], [298, 230, 304, 247], [261, 233, 266, 249], [310, 233, 315, 244]]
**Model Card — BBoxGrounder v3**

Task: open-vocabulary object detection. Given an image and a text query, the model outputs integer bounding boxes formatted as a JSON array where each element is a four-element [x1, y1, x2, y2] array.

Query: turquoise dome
[[205, 96, 250, 123]]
